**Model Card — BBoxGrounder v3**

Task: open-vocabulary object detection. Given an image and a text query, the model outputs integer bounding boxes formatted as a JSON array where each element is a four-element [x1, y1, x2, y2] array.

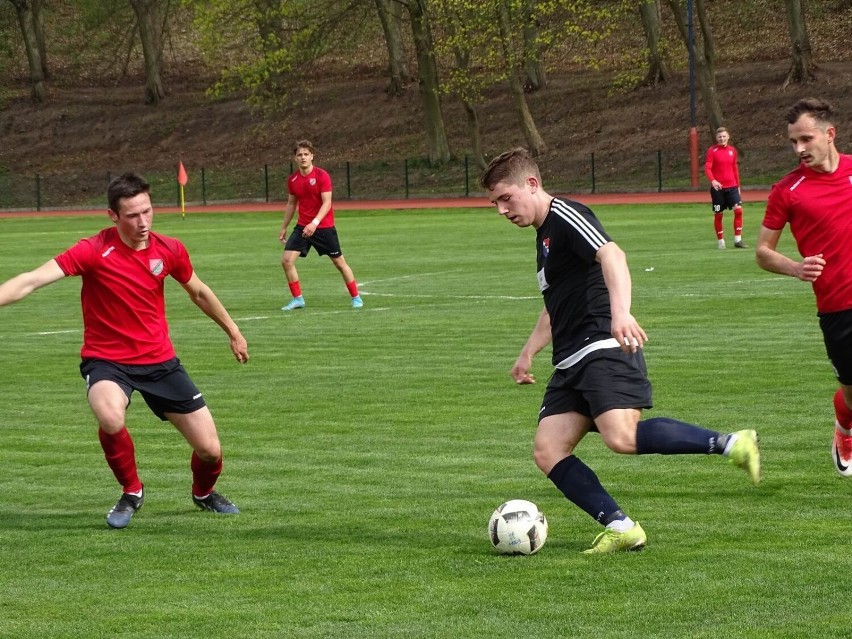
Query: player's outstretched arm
[[180, 272, 249, 363], [0, 259, 66, 307]]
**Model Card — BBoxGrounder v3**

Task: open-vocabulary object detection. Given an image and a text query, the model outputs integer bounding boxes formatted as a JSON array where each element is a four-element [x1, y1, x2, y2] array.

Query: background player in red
[[278, 140, 363, 310], [0, 173, 249, 528], [756, 97, 852, 477], [705, 126, 747, 249]]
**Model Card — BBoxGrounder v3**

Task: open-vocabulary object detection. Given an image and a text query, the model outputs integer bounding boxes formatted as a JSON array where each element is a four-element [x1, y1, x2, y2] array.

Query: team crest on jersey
[[541, 237, 550, 258], [309, 178, 316, 186], [149, 259, 164, 276]]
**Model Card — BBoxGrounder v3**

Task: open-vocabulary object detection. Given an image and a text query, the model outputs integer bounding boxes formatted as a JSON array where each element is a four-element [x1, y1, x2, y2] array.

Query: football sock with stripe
[[547, 455, 623, 524], [636, 417, 726, 455]]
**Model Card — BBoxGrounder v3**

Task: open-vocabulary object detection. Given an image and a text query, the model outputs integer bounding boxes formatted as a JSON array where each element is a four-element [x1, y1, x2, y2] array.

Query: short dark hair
[[293, 139, 315, 155], [107, 172, 150, 214], [786, 97, 835, 126], [480, 148, 542, 191]]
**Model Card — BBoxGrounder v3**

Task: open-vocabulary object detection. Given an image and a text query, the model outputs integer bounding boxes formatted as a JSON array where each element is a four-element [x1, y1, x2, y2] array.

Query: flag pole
[[177, 161, 189, 219]]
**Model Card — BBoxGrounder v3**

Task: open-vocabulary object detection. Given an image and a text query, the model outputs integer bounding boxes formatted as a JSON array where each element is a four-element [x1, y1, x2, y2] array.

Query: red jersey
[[763, 153, 852, 314], [704, 144, 740, 188], [287, 166, 335, 228], [54, 227, 194, 364]]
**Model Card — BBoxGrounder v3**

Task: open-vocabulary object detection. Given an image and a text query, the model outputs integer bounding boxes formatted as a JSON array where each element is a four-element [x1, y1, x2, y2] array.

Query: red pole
[[689, 126, 700, 187]]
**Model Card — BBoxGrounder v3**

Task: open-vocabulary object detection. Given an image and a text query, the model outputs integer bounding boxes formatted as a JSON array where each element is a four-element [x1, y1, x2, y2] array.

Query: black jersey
[[535, 197, 613, 365]]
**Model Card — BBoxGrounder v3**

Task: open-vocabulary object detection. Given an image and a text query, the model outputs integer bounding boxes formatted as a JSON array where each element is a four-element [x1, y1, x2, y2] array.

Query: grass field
[[0, 203, 849, 638]]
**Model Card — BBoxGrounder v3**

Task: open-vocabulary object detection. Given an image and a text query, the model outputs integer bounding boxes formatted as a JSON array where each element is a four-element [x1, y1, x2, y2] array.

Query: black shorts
[[710, 187, 742, 213], [819, 308, 852, 385], [539, 348, 653, 424], [284, 225, 343, 258], [80, 357, 206, 421]]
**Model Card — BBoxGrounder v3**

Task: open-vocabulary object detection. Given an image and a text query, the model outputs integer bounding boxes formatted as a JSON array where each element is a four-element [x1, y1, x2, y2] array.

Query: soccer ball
[[488, 499, 548, 555]]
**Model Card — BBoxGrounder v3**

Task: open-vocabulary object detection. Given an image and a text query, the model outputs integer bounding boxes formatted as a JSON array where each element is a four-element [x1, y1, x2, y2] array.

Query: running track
[[0, 189, 773, 219]]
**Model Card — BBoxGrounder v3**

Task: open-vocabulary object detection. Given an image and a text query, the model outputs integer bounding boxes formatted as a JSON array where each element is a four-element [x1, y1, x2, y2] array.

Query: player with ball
[[481, 149, 761, 554]]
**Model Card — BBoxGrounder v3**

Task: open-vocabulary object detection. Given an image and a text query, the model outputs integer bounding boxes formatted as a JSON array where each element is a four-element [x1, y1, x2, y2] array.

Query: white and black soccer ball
[[488, 499, 548, 555]]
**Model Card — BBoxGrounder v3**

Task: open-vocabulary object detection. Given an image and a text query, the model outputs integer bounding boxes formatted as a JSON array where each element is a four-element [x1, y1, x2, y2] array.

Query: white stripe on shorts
[[554, 338, 621, 370]]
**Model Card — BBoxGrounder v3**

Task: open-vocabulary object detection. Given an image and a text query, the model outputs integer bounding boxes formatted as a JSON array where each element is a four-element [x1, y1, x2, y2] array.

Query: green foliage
[[1, 204, 851, 637], [186, 0, 376, 113], [433, 0, 629, 105]]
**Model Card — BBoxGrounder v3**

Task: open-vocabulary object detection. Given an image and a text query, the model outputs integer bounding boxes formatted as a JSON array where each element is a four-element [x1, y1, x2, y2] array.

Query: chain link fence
[[0, 147, 797, 211]]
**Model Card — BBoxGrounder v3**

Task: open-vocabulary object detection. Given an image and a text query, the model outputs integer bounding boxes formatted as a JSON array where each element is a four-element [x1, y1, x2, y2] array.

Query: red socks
[[834, 389, 852, 430], [98, 427, 142, 494], [733, 206, 744, 236], [346, 280, 359, 298], [191, 452, 223, 497], [714, 213, 724, 240], [99, 427, 225, 498], [291, 280, 359, 298]]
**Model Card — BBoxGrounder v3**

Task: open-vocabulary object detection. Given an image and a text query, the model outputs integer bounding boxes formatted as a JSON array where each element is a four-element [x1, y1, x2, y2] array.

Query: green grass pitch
[[0, 203, 849, 638]]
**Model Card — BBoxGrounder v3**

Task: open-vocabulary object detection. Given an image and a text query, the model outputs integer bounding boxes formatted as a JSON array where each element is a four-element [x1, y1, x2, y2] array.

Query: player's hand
[[799, 254, 825, 282], [230, 332, 249, 363], [515, 372, 536, 385], [510, 355, 536, 385], [612, 314, 648, 353], [302, 221, 319, 238], [279, 228, 287, 243]]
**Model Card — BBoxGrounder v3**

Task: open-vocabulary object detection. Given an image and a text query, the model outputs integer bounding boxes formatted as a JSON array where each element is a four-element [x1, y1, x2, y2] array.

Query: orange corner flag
[[177, 161, 188, 186]]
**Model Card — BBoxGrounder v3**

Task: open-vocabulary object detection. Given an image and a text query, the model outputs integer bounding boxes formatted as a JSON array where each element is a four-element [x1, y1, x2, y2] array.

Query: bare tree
[[31, 0, 47, 78], [399, 0, 452, 165], [639, 0, 668, 86], [497, 0, 545, 155], [128, 0, 166, 105], [783, 0, 817, 87], [665, 0, 723, 134], [374, 0, 412, 96], [521, 0, 546, 92], [695, 0, 714, 78], [6, 0, 46, 102]]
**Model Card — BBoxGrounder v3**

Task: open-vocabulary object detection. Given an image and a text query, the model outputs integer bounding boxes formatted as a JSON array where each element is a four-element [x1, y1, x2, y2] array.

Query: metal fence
[[0, 146, 798, 212]]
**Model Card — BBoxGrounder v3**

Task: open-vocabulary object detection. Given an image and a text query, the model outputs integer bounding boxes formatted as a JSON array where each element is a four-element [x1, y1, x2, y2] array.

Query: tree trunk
[[783, 0, 817, 87], [695, 0, 714, 78], [462, 99, 487, 171], [498, 1, 546, 155], [447, 22, 486, 170], [639, 0, 669, 86], [404, 0, 452, 165], [8, 0, 46, 102], [666, 0, 724, 134], [31, 0, 48, 79], [522, 0, 546, 92], [129, 0, 166, 105], [374, 0, 412, 97]]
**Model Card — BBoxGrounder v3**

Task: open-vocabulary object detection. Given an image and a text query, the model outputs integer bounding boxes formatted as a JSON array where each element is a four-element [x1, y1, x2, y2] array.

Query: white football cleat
[[832, 421, 852, 477]]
